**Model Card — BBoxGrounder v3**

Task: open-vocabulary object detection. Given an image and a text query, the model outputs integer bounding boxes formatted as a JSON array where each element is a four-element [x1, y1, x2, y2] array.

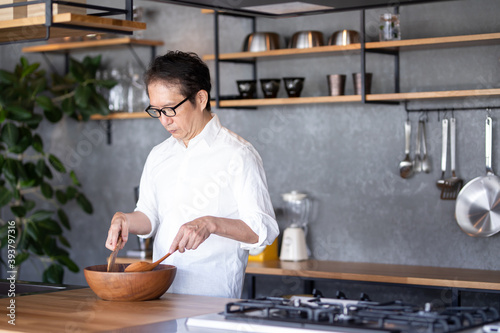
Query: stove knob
[[359, 293, 371, 301], [336, 291, 347, 299], [424, 303, 432, 312], [293, 298, 301, 307], [312, 289, 323, 298]]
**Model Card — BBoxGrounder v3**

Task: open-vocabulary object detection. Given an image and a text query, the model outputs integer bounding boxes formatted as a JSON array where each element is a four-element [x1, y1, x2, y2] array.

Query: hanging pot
[[455, 117, 500, 237]]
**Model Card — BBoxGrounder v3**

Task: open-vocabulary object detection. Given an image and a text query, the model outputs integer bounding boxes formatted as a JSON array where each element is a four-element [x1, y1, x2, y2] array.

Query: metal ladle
[[420, 120, 431, 173], [399, 119, 414, 179]]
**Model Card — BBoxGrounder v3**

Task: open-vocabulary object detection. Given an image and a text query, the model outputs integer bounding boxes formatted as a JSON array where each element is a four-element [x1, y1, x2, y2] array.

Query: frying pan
[[455, 117, 500, 237]]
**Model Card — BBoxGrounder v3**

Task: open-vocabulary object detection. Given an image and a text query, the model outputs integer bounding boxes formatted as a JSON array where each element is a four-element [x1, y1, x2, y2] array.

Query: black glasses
[[145, 95, 191, 118]]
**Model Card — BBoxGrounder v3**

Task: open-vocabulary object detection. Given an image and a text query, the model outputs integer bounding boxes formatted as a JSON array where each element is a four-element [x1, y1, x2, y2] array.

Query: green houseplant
[[0, 55, 115, 283]]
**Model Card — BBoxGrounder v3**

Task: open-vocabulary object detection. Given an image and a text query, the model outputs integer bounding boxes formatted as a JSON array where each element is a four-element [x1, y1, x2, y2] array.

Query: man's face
[[148, 82, 205, 145]]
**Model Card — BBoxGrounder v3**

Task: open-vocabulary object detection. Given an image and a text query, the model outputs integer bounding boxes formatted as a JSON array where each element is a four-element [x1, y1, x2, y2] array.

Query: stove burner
[[224, 294, 500, 333]]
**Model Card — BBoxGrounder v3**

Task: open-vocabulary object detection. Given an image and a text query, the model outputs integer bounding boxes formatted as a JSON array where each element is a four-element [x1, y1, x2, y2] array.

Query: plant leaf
[[58, 235, 71, 248], [76, 192, 93, 214], [29, 210, 54, 222], [38, 219, 63, 235], [69, 58, 85, 83], [36, 159, 53, 179], [21, 63, 40, 80], [69, 171, 81, 187], [0, 69, 18, 84], [55, 190, 67, 204], [0, 186, 12, 206], [14, 252, 29, 266], [9, 127, 32, 154], [57, 209, 70, 230], [32, 134, 43, 152], [24, 199, 36, 212], [4, 159, 18, 183], [43, 264, 64, 284], [40, 182, 53, 198], [11, 205, 26, 217], [5, 105, 32, 121], [66, 186, 77, 199], [48, 154, 66, 173], [25, 114, 43, 129], [0, 123, 19, 148], [35, 95, 54, 111], [56, 256, 79, 273], [74, 85, 92, 108], [43, 106, 63, 123]]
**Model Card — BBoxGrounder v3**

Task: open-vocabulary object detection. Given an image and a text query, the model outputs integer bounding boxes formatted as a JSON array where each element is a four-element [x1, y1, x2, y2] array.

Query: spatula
[[107, 231, 123, 272], [441, 117, 463, 200]]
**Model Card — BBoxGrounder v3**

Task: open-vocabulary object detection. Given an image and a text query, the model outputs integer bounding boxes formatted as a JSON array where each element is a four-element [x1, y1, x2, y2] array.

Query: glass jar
[[108, 69, 127, 112], [379, 13, 401, 41]]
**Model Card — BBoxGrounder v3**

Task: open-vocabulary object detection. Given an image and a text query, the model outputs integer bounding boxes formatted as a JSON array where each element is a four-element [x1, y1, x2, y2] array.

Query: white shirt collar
[[174, 113, 221, 148]]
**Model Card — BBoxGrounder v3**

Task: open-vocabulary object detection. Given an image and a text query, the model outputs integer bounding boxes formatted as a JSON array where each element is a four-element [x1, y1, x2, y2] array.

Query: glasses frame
[[145, 95, 191, 118]]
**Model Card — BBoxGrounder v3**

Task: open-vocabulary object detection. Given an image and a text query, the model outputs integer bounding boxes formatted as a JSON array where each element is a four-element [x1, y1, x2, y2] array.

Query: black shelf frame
[[210, 7, 403, 108], [213, 10, 257, 109]]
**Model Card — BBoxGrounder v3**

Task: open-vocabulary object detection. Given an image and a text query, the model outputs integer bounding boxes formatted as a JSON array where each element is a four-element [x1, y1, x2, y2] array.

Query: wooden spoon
[[124, 249, 177, 273], [107, 231, 123, 272]]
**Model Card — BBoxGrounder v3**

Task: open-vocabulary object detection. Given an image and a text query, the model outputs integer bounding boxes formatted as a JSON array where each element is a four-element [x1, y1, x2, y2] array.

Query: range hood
[[153, 0, 458, 17]]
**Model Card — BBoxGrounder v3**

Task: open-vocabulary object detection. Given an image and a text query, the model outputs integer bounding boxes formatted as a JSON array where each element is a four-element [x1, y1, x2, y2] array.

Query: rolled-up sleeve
[[231, 145, 279, 249]]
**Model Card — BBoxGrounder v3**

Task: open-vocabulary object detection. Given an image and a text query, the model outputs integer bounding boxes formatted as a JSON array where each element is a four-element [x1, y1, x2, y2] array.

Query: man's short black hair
[[144, 50, 211, 111]]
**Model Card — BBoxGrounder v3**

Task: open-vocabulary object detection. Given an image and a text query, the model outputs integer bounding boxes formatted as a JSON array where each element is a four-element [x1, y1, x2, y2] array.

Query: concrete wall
[[1, 0, 500, 289]]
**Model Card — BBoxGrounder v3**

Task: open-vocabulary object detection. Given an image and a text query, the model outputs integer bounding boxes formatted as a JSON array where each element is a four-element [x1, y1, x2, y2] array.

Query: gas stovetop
[[186, 294, 500, 333]]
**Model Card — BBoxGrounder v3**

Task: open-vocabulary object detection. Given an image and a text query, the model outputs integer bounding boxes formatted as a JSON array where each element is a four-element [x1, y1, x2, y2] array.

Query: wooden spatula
[[107, 231, 123, 272], [124, 249, 177, 272]]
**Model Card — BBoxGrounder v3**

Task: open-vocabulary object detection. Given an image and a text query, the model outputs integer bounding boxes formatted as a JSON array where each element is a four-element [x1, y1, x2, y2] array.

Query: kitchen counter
[[246, 260, 500, 290], [116, 257, 500, 291], [244, 260, 500, 301], [0, 288, 236, 332]]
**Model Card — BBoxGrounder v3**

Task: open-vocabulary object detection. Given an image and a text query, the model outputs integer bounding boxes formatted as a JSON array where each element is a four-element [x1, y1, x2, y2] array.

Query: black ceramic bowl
[[236, 80, 257, 99], [283, 77, 305, 97], [260, 79, 281, 98]]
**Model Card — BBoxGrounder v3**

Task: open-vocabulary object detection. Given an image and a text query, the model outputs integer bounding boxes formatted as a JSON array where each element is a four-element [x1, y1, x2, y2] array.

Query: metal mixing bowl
[[242, 32, 280, 52], [288, 31, 324, 49], [328, 30, 360, 45]]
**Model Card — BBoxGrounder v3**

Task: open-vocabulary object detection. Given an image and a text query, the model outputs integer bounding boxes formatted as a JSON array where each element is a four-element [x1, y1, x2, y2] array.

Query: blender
[[280, 190, 311, 261]]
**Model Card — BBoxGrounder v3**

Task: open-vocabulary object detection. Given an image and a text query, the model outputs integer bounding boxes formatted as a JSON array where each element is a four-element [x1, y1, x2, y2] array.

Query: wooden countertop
[[0, 288, 236, 332], [116, 257, 500, 291], [245, 260, 500, 291]]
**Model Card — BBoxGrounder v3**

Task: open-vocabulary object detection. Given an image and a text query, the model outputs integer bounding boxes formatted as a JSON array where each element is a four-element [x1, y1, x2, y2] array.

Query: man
[[105, 51, 279, 298]]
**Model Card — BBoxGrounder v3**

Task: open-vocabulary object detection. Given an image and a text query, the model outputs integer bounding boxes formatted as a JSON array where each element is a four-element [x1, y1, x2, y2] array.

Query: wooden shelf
[[366, 89, 500, 101], [22, 37, 163, 53], [366, 32, 500, 50], [202, 44, 361, 61], [90, 112, 150, 120], [209, 89, 500, 108], [202, 32, 500, 62], [0, 13, 146, 43]]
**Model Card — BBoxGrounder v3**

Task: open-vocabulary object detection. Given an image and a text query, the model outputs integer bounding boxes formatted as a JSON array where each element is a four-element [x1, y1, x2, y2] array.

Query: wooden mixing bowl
[[84, 264, 176, 301]]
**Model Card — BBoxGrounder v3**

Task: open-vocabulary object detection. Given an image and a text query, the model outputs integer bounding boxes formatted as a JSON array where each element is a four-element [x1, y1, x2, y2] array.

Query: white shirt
[[136, 113, 279, 298]]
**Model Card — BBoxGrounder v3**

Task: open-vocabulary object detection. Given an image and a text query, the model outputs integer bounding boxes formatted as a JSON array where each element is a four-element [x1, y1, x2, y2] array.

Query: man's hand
[[169, 216, 216, 253], [105, 212, 130, 251]]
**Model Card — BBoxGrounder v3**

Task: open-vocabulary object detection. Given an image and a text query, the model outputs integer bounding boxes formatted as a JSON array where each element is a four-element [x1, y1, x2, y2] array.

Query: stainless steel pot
[[455, 117, 500, 237], [242, 32, 280, 52], [328, 30, 360, 45], [288, 31, 324, 49]]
